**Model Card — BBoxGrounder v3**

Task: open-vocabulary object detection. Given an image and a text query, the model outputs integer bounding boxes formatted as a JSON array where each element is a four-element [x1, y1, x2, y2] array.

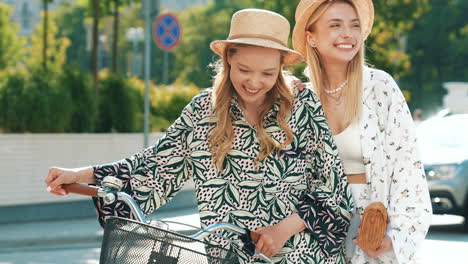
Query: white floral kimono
[[347, 67, 432, 264]]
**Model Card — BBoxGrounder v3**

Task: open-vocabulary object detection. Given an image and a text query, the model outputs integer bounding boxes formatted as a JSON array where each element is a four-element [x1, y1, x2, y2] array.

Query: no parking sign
[[153, 13, 181, 51]]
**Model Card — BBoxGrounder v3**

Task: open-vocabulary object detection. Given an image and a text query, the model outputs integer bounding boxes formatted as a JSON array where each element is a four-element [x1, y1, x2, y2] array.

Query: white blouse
[[334, 121, 366, 174]]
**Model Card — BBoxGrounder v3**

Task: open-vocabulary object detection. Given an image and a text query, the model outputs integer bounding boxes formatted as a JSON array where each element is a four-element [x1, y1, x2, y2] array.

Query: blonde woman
[[45, 9, 353, 263], [293, 0, 432, 263]]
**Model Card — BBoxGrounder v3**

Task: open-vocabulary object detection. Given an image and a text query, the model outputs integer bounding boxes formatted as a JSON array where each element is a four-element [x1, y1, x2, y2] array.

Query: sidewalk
[[0, 209, 201, 253]]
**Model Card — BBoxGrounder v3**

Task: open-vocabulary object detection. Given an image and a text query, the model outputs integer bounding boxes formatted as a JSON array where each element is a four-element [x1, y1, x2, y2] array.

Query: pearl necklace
[[324, 80, 348, 94]]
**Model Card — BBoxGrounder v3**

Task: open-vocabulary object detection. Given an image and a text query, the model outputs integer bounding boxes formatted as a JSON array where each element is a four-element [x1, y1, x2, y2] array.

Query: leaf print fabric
[[92, 87, 353, 263]]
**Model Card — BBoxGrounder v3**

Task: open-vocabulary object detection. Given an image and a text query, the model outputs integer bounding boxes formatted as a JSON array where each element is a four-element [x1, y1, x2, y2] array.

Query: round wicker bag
[[356, 202, 388, 251]]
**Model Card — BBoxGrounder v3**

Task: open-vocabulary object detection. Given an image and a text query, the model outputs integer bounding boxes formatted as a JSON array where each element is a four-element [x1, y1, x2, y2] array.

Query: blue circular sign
[[153, 13, 181, 51]]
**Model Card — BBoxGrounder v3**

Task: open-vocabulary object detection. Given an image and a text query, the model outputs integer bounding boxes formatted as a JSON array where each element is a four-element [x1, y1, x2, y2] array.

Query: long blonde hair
[[305, 0, 364, 124], [209, 44, 294, 170]]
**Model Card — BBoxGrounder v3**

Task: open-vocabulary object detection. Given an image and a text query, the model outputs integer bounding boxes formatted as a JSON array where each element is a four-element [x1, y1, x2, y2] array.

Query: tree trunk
[[91, 0, 100, 94], [112, 0, 119, 73], [42, 0, 48, 71]]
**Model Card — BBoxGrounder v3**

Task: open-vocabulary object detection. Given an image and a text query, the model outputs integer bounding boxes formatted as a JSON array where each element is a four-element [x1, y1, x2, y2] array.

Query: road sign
[[153, 13, 181, 51]]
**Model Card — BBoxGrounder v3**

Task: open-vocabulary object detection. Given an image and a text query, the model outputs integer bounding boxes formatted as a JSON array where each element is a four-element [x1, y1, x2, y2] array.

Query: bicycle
[[64, 176, 273, 264]]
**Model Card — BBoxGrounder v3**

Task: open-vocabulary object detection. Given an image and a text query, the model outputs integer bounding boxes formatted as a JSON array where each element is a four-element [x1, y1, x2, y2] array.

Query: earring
[[311, 42, 317, 47]]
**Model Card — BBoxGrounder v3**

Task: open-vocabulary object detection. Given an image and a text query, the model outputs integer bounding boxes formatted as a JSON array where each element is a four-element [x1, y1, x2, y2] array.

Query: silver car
[[417, 114, 468, 231]]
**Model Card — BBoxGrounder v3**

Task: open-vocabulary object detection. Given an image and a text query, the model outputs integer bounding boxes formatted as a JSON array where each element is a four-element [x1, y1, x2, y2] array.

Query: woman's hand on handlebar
[[45, 167, 94, 196], [254, 225, 290, 258], [254, 213, 306, 258]]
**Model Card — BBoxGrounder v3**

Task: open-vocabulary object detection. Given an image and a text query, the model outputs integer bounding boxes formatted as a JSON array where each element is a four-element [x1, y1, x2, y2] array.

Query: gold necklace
[[325, 88, 344, 106], [324, 81, 347, 105]]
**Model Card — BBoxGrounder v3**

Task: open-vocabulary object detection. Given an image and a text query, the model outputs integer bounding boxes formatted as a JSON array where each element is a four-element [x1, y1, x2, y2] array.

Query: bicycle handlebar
[[63, 183, 148, 224], [63, 183, 99, 197], [61, 180, 273, 263]]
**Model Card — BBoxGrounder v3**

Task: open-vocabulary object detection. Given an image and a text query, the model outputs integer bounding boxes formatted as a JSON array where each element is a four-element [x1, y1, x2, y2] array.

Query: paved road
[[419, 215, 468, 264], [0, 243, 101, 264], [1, 215, 467, 264]]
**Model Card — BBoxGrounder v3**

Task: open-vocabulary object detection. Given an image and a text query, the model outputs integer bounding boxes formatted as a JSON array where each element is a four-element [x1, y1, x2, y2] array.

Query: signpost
[[153, 13, 181, 84], [153, 13, 181, 51], [143, 0, 152, 148]]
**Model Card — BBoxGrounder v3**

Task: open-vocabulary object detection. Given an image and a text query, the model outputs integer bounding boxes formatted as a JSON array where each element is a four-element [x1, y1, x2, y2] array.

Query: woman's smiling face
[[228, 45, 281, 108], [306, 2, 363, 65]]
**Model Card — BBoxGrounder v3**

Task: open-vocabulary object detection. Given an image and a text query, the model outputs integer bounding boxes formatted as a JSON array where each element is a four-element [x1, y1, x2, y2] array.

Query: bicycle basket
[[100, 217, 240, 264]]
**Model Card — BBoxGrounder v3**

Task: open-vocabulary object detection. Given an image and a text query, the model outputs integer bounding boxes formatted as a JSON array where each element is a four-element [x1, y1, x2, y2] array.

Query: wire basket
[[100, 217, 240, 264]]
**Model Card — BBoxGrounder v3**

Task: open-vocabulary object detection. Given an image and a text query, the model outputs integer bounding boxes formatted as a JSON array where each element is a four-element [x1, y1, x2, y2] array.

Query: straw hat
[[210, 9, 303, 65], [292, 0, 374, 57]]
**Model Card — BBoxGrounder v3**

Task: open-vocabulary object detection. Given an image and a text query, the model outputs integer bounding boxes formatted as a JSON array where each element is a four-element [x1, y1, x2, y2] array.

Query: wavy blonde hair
[[209, 44, 294, 170], [305, 0, 364, 124]]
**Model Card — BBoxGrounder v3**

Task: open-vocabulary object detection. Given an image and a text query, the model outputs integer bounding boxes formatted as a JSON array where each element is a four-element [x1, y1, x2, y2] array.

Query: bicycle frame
[[64, 177, 273, 263]]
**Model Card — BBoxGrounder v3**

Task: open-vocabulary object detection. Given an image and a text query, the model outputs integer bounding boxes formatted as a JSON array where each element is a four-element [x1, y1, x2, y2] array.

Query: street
[[0, 215, 467, 264]]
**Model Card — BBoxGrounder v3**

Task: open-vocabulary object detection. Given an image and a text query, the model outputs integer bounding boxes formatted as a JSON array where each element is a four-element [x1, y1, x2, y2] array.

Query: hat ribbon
[[228, 34, 287, 48]]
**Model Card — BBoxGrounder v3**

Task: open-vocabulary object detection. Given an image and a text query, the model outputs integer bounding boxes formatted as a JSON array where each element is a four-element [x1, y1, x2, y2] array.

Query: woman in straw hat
[[292, 0, 432, 263], [45, 8, 353, 263]]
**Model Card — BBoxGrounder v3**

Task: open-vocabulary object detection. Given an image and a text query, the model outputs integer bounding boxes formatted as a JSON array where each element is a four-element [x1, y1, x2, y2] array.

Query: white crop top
[[333, 121, 366, 174]]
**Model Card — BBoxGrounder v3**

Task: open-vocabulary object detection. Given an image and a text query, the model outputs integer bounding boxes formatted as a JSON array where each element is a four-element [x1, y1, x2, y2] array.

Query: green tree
[[42, 0, 55, 70], [0, 68, 73, 133], [0, 70, 29, 132], [96, 73, 142, 132], [55, 1, 89, 71], [102, 0, 135, 73], [60, 67, 97, 132], [365, 0, 430, 79], [89, 0, 102, 91], [27, 68, 73, 132], [401, 0, 468, 113], [25, 11, 70, 73], [171, 0, 429, 87], [0, 3, 25, 71], [173, 4, 239, 87]]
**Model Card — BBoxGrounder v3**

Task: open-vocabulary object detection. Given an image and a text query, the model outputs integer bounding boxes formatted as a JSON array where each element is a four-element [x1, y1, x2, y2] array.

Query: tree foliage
[[0, 68, 73, 133], [365, 0, 430, 79], [2, 0, 464, 133], [60, 67, 97, 132], [401, 0, 468, 112], [25, 11, 70, 73], [96, 72, 142, 132], [173, 5, 232, 87], [0, 3, 25, 71], [55, 1, 90, 71], [170, 0, 431, 87]]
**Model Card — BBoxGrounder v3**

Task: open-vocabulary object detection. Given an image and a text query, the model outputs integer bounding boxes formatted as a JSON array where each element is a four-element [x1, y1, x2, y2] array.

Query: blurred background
[[0, 0, 467, 263]]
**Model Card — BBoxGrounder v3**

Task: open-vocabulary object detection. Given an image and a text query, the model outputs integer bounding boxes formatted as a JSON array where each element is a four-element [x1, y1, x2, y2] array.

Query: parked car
[[416, 114, 468, 230]]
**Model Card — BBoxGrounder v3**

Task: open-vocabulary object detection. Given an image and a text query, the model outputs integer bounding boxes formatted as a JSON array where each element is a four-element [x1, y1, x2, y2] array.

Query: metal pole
[[143, 0, 151, 148], [132, 39, 138, 76], [163, 51, 168, 84]]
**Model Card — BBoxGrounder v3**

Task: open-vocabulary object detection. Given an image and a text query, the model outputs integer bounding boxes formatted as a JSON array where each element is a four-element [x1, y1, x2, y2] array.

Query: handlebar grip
[[63, 183, 99, 197]]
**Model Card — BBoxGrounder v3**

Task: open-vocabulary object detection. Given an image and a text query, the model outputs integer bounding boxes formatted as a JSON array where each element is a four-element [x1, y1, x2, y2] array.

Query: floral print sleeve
[[380, 74, 432, 263], [295, 89, 354, 257], [91, 91, 207, 227]]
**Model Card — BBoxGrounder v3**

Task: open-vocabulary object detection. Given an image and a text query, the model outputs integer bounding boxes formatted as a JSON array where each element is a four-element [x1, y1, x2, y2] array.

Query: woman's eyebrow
[[238, 63, 251, 69], [238, 63, 277, 72], [327, 18, 360, 23]]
